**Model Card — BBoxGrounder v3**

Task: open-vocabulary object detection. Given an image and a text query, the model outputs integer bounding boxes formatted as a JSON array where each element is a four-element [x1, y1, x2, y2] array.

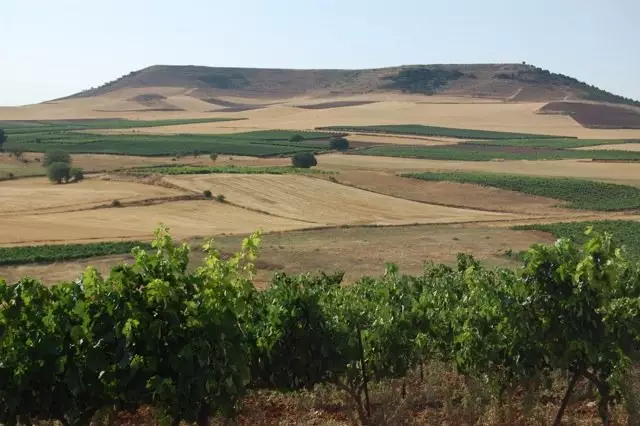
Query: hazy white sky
[[2, 0, 639, 106]]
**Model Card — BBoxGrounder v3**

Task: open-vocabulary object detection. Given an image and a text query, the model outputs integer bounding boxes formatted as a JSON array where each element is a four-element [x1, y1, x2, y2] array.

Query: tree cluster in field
[[0, 128, 6, 151], [1, 227, 639, 425], [382, 66, 466, 94], [43, 150, 84, 184]]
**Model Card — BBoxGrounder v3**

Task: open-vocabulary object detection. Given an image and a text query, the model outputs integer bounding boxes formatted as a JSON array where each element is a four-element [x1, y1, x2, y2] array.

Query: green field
[[468, 138, 633, 148], [317, 124, 565, 139], [359, 144, 640, 161], [3, 130, 336, 157], [130, 165, 331, 175], [0, 241, 150, 266], [404, 171, 640, 211], [515, 220, 640, 260], [0, 118, 244, 134]]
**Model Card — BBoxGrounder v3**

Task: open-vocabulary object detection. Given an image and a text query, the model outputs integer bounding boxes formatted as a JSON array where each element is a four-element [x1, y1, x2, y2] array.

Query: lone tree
[[47, 162, 71, 184], [289, 134, 305, 142], [43, 150, 71, 167], [291, 152, 317, 168], [209, 153, 218, 162], [0, 129, 6, 150], [329, 137, 350, 151], [70, 168, 84, 182]]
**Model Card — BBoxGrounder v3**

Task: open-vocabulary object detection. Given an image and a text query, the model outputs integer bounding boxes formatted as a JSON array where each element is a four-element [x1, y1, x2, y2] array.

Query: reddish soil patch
[[295, 100, 378, 109], [540, 101, 640, 129]]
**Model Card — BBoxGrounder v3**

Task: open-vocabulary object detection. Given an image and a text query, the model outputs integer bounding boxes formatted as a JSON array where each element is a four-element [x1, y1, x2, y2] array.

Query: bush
[[291, 152, 317, 168], [43, 150, 71, 167], [289, 134, 305, 142], [70, 168, 84, 182], [209, 153, 218, 161], [329, 137, 350, 151], [203, 190, 213, 199], [0, 128, 5, 150], [47, 162, 71, 184], [216, 194, 226, 202], [111, 199, 122, 207]]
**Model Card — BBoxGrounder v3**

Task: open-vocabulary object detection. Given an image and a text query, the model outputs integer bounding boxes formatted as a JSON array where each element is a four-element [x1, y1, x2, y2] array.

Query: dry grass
[[0, 224, 555, 286], [0, 199, 314, 246], [166, 174, 520, 226], [327, 171, 575, 215], [0, 177, 183, 215]]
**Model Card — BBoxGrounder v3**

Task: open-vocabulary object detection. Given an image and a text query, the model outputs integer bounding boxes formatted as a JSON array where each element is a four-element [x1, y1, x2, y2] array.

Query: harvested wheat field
[[79, 100, 640, 139], [329, 171, 575, 215], [318, 154, 640, 186], [0, 200, 313, 246], [166, 174, 521, 225], [0, 177, 184, 215]]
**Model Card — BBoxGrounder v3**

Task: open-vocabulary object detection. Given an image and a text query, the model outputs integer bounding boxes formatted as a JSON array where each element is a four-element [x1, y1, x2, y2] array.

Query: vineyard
[[1, 226, 639, 425], [359, 144, 640, 161], [515, 220, 640, 260], [0, 241, 150, 266], [0, 118, 243, 134], [317, 124, 564, 139], [467, 138, 633, 149], [404, 171, 640, 210], [4, 131, 334, 157]]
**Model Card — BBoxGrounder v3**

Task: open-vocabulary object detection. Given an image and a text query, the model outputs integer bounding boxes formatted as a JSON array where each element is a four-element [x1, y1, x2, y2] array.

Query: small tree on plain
[[47, 162, 71, 184], [70, 168, 84, 182], [0, 129, 6, 151], [291, 152, 317, 168], [43, 150, 71, 167], [330, 137, 350, 151], [203, 190, 213, 199], [209, 153, 218, 162], [290, 134, 305, 142]]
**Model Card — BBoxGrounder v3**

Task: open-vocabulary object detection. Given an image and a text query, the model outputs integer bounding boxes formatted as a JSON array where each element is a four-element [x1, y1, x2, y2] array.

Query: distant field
[[0, 241, 150, 266], [0, 117, 243, 134], [468, 138, 634, 149], [515, 220, 640, 259], [130, 165, 330, 175], [404, 171, 640, 211], [166, 174, 517, 225], [4, 130, 335, 157], [317, 124, 565, 140], [358, 143, 640, 161]]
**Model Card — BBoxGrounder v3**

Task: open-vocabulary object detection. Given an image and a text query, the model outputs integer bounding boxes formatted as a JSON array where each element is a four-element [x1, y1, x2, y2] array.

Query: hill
[[63, 63, 640, 106]]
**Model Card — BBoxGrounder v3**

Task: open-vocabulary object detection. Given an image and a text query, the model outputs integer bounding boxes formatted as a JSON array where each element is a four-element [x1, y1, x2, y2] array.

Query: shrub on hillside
[[216, 194, 226, 202], [209, 153, 218, 161], [47, 162, 71, 184], [43, 150, 71, 167], [203, 190, 213, 199], [291, 152, 317, 168], [329, 137, 350, 151], [111, 199, 122, 207]]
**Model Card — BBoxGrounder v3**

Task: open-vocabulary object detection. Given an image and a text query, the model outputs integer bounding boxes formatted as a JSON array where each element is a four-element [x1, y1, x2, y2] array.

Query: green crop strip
[[404, 171, 640, 211]]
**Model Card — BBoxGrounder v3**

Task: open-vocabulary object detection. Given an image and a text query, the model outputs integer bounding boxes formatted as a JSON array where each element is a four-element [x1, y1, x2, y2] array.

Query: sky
[[1, 0, 639, 106]]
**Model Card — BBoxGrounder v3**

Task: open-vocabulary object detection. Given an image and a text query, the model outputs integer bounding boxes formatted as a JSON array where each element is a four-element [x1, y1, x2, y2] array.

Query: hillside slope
[[62, 63, 640, 106]]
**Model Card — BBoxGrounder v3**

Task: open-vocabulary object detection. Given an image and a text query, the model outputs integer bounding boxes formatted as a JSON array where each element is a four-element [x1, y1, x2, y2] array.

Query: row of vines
[[1, 227, 640, 425]]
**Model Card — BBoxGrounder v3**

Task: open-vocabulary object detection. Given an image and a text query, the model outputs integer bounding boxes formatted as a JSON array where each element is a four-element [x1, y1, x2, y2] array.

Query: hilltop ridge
[[62, 63, 640, 106]]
